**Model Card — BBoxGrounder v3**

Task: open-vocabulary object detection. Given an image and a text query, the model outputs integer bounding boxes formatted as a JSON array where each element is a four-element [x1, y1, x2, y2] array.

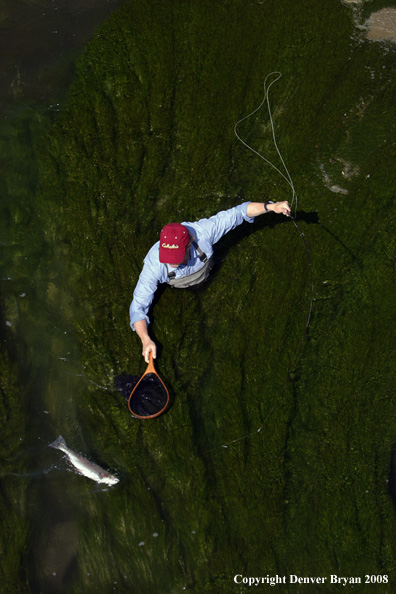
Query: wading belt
[[167, 241, 211, 288]]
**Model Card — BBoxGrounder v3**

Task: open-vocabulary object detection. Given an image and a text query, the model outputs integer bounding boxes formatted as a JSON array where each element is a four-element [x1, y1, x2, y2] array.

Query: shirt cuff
[[129, 312, 150, 331], [241, 201, 255, 223]]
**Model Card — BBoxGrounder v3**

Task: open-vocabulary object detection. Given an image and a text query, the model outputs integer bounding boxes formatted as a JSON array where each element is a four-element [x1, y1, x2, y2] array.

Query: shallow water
[[1, 0, 396, 592], [0, 1, 124, 591]]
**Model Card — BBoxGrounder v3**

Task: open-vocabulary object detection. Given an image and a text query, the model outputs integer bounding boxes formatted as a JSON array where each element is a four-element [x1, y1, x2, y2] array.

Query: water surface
[[2, 0, 396, 592]]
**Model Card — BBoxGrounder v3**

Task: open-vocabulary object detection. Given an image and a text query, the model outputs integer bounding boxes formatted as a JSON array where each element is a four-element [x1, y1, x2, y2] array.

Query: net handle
[[142, 350, 156, 377]]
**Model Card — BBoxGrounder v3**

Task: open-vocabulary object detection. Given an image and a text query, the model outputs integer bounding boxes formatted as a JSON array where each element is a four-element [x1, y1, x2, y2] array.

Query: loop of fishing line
[[206, 72, 314, 453]]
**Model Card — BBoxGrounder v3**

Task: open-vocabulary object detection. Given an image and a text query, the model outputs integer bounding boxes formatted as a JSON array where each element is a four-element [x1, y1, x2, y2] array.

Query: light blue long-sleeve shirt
[[129, 202, 254, 329]]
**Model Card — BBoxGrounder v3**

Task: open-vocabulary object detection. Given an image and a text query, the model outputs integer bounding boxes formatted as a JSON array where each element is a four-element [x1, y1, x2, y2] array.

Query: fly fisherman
[[130, 200, 291, 361]]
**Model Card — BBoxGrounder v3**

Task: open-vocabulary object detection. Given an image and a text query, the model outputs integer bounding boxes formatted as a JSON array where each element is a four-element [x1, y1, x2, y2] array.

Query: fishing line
[[207, 72, 314, 453], [234, 71, 298, 214]]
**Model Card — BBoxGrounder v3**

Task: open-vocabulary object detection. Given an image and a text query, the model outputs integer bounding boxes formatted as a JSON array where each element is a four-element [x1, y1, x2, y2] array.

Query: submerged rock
[[365, 8, 396, 43]]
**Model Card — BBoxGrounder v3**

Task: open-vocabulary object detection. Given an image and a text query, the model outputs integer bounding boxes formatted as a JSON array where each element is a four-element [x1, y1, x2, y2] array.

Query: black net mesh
[[128, 373, 168, 417]]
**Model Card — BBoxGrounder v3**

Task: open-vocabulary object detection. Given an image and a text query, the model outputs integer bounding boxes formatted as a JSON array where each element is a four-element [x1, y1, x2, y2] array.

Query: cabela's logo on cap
[[161, 243, 180, 249]]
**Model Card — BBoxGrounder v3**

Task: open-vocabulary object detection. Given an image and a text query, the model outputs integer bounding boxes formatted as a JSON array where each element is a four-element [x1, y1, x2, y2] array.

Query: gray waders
[[166, 241, 213, 288]]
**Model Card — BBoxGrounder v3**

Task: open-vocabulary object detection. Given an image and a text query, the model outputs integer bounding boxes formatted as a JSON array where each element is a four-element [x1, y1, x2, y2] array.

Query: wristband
[[264, 200, 274, 212]]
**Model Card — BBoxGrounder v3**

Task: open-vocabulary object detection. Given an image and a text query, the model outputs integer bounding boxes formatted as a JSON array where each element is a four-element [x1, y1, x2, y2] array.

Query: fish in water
[[49, 435, 119, 486]]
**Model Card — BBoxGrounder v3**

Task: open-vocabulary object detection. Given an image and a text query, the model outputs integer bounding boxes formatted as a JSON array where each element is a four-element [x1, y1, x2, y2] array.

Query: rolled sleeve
[[240, 201, 255, 224]]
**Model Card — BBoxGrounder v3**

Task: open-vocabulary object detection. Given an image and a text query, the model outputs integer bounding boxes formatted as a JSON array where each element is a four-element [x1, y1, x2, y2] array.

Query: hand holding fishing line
[[267, 200, 292, 216]]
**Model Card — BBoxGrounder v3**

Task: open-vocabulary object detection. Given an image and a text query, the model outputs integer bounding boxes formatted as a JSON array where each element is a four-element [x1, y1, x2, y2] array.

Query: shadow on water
[[190, 207, 308, 289], [318, 221, 359, 264]]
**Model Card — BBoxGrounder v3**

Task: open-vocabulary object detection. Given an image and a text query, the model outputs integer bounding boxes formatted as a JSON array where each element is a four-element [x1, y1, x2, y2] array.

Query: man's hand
[[271, 200, 291, 216], [142, 338, 156, 363]]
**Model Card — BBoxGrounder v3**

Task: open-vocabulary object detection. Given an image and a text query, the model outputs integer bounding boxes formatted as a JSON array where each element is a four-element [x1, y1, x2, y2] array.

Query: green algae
[[2, 0, 395, 591]]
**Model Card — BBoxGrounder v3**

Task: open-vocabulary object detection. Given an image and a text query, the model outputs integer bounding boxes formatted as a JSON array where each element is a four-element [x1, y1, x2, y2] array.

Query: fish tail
[[49, 435, 66, 450]]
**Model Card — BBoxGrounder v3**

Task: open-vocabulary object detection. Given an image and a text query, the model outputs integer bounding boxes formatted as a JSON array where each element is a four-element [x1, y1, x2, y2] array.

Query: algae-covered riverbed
[[1, 0, 396, 592]]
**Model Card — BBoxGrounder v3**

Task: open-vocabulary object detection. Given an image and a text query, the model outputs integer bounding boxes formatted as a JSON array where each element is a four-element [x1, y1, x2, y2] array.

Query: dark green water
[[2, 0, 396, 592]]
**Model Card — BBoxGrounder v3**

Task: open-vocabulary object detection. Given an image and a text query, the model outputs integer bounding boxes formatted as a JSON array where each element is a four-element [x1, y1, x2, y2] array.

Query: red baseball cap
[[159, 223, 190, 264]]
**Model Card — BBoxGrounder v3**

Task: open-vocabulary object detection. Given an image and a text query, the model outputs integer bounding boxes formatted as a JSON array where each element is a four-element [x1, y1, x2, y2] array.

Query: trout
[[49, 435, 119, 486]]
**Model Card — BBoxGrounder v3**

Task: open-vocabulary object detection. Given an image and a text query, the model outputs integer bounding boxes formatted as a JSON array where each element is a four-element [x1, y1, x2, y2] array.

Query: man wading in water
[[130, 200, 291, 362]]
